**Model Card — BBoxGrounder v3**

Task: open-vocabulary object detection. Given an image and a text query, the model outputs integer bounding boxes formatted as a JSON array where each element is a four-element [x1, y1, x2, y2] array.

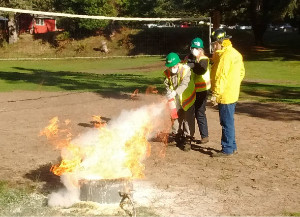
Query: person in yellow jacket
[[184, 37, 211, 144], [164, 52, 196, 151], [210, 29, 245, 157]]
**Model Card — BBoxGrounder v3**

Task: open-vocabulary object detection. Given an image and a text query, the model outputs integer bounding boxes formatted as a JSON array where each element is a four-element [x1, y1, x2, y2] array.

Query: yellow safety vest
[[193, 56, 211, 92], [163, 64, 196, 111]]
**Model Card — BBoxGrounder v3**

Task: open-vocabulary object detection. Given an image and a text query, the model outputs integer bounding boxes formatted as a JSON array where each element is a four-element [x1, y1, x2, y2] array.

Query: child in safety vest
[[163, 52, 196, 152], [183, 37, 211, 144]]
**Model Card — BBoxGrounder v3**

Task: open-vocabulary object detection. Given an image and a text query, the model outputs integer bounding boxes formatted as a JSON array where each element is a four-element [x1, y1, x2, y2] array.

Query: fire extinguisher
[[168, 98, 178, 119]]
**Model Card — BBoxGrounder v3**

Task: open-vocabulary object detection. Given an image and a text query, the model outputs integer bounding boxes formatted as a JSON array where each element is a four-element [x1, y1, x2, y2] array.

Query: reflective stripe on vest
[[195, 80, 211, 89], [194, 56, 211, 92], [182, 89, 196, 110]]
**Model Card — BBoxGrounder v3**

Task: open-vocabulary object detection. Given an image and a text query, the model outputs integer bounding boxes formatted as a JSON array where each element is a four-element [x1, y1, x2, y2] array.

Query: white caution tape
[[0, 55, 166, 61], [0, 7, 209, 21]]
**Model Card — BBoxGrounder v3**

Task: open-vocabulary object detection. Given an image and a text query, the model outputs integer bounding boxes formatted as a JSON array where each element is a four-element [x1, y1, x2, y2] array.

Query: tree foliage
[[53, 0, 124, 36], [0, 0, 298, 43], [31, 0, 55, 11], [177, 0, 299, 44]]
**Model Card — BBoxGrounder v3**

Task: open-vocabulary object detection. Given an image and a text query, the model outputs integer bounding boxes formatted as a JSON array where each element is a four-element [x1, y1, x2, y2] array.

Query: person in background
[[184, 37, 211, 144], [164, 52, 196, 152], [210, 29, 245, 157]]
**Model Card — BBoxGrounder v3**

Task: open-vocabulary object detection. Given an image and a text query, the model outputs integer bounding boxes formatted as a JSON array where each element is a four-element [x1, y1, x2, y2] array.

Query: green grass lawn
[[240, 59, 300, 103], [0, 57, 165, 93], [0, 56, 299, 104]]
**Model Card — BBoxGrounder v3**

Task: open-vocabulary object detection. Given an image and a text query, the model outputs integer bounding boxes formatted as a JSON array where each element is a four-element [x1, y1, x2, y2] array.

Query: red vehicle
[[180, 22, 190, 28]]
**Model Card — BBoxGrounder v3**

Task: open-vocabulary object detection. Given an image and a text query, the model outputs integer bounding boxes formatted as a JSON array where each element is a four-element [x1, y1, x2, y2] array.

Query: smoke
[[48, 174, 80, 207], [47, 102, 169, 208]]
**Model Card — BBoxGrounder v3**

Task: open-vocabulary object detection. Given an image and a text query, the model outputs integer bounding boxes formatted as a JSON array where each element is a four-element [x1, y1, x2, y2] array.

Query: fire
[[40, 116, 59, 139], [145, 85, 159, 94], [91, 115, 106, 128], [41, 104, 166, 180], [131, 89, 139, 100], [124, 124, 152, 178], [40, 117, 72, 149], [50, 144, 81, 176]]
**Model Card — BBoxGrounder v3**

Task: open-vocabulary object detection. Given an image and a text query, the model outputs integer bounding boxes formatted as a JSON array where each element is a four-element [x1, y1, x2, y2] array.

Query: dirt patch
[[0, 91, 299, 216]]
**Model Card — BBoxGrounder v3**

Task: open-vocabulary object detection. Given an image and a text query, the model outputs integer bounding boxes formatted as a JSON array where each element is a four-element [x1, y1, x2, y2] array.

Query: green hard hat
[[165, 52, 180, 67], [190, 37, 204, 48]]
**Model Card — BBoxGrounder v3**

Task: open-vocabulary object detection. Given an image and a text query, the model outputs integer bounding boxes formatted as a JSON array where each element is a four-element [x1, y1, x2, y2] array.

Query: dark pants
[[172, 105, 195, 138], [218, 103, 237, 154], [194, 91, 209, 139]]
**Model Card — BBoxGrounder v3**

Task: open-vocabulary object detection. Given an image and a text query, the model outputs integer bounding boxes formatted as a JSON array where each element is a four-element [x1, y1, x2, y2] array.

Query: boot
[[167, 133, 176, 146], [183, 136, 191, 152], [201, 137, 209, 144], [174, 133, 183, 147]]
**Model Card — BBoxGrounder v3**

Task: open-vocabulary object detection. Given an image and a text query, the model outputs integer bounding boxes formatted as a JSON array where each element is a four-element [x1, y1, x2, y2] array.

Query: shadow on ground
[[236, 101, 300, 122], [78, 116, 111, 128], [240, 81, 300, 104], [0, 67, 164, 99], [24, 163, 63, 194], [191, 143, 219, 156]]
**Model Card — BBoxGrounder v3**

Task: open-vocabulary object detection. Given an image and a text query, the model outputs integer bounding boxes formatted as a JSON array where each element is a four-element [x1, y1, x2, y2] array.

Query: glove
[[166, 90, 177, 100], [210, 95, 218, 106]]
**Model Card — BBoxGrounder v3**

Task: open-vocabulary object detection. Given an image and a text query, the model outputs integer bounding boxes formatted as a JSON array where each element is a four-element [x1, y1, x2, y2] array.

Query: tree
[[0, 0, 31, 44], [248, 0, 299, 45], [31, 0, 55, 11], [53, 0, 124, 36], [121, 0, 158, 17], [0, 0, 56, 44], [176, 0, 299, 45]]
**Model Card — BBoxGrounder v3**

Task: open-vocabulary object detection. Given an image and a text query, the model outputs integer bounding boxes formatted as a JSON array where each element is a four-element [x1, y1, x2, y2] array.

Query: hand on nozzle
[[166, 90, 177, 100]]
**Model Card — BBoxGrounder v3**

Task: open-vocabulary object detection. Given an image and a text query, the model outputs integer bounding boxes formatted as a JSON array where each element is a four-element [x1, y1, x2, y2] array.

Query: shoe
[[174, 133, 183, 144], [201, 137, 209, 144], [211, 151, 233, 157], [233, 150, 238, 154]]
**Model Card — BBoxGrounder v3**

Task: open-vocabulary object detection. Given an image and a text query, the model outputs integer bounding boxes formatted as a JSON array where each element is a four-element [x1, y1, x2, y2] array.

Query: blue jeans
[[218, 103, 237, 154], [194, 91, 209, 139]]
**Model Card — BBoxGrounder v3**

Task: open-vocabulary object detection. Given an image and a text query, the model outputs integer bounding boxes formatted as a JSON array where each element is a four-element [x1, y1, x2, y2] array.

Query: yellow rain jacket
[[211, 39, 245, 104]]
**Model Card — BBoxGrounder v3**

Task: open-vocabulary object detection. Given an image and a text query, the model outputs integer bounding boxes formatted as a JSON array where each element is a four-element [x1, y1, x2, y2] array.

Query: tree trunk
[[252, 24, 267, 46], [8, 13, 18, 44], [212, 10, 221, 30], [250, 0, 269, 46]]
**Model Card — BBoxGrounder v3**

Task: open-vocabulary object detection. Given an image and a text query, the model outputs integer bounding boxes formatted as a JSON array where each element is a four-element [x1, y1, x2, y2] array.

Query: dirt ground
[[0, 91, 299, 216]]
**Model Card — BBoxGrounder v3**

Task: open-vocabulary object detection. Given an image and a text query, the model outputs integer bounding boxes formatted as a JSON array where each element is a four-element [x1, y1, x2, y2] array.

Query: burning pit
[[79, 178, 133, 204], [41, 102, 169, 209]]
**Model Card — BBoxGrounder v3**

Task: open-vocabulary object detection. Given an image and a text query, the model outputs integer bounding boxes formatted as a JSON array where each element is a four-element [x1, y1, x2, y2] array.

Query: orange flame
[[40, 117, 59, 139], [50, 144, 81, 176], [92, 115, 106, 128], [41, 111, 157, 180], [124, 124, 152, 179], [40, 117, 72, 149], [40, 117, 77, 175], [146, 85, 159, 94], [131, 89, 139, 100]]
